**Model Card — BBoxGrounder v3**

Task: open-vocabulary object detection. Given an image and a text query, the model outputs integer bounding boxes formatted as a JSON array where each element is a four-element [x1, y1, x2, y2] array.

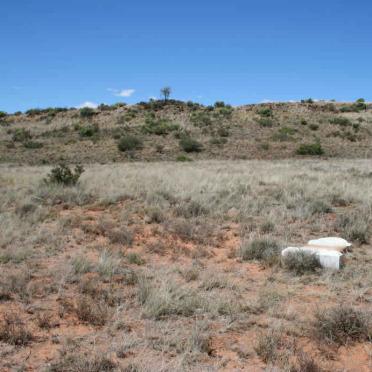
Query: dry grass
[[0, 158, 371, 370]]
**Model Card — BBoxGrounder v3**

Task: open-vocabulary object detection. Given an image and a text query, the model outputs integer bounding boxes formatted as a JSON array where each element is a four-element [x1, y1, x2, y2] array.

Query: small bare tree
[[160, 86, 172, 101]]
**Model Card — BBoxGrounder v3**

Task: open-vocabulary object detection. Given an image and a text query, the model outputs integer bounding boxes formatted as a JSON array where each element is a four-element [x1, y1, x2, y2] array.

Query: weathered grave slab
[[282, 237, 351, 270]]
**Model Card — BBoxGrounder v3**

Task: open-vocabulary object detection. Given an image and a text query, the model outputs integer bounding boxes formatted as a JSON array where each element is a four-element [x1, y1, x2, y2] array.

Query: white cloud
[[77, 101, 98, 109], [108, 88, 135, 97]]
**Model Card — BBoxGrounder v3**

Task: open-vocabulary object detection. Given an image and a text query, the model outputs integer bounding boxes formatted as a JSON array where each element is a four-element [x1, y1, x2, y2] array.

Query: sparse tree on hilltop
[[160, 86, 172, 101]]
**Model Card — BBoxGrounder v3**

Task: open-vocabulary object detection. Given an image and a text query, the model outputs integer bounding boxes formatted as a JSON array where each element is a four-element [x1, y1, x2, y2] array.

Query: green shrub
[[0, 111, 7, 119], [118, 135, 143, 152], [239, 238, 281, 266], [309, 124, 319, 131], [257, 117, 274, 127], [176, 155, 193, 162], [190, 111, 213, 127], [79, 123, 99, 137], [142, 117, 179, 135], [12, 128, 32, 142], [314, 306, 371, 345], [127, 253, 145, 265], [44, 164, 84, 186], [79, 107, 96, 118], [282, 251, 321, 275], [301, 98, 314, 104], [179, 136, 203, 153], [308, 200, 332, 214], [296, 143, 324, 156], [257, 107, 272, 117], [215, 105, 233, 118], [273, 127, 296, 141], [354, 98, 367, 111], [23, 140, 43, 149], [210, 137, 227, 145], [330, 117, 352, 127], [214, 101, 226, 108], [25, 108, 43, 116], [335, 214, 369, 244]]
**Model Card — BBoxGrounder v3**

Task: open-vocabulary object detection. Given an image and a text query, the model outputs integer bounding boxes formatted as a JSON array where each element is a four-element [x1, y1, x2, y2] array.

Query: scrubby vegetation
[[117, 135, 143, 152], [44, 164, 84, 186], [1, 100, 371, 164], [0, 99, 371, 370]]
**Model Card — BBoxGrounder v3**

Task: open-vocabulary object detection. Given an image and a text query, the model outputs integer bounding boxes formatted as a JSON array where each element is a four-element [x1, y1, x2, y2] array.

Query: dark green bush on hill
[[0, 111, 7, 119], [25, 108, 43, 116], [330, 117, 352, 127], [23, 140, 43, 149], [179, 136, 203, 153], [118, 135, 143, 152], [257, 107, 273, 117], [296, 142, 324, 156], [190, 111, 213, 127], [44, 164, 84, 186], [79, 107, 96, 118], [79, 123, 100, 137], [257, 117, 274, 127]]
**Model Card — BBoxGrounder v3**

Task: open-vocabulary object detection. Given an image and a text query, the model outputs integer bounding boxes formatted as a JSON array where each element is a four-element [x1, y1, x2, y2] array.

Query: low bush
[[335, 213, 369, 244], [79, 107, 96, 118], [282, 251, 321, 275], [330, 117, 352, 127], [44, 164, 84, 186], [48, 352, 117, 372], [23, 140, 43, 149], [176, 154, 193, 162], [12, 128, 32, 142], [296, 143, 324, 156], [190, 111, 213, 127], [239, 238, 281, 266], [314, 306, 371, 345], [127, 252, 145, 265], [142, 117, 179, 135], [75, 296, 110, 326], [309, 124, 319, 131], [174, 200, 208, 218], [257, 107, 273, 117], [138, 279, 205, 319], [179, 136, 203, 153], [79, 123, 99, 137], [0, 313, 33, 345], [257, 117, 274, 127], [118, 135, 143, 152], [273, 127, 296, 141]]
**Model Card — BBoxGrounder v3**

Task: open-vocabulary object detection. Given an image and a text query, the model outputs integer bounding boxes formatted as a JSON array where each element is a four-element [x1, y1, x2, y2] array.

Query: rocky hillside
[[1, 99, 371, 164]]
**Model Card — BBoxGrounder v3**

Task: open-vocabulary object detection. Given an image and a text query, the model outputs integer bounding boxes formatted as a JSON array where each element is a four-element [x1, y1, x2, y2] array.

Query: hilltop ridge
[[1, 99, 371, 164]]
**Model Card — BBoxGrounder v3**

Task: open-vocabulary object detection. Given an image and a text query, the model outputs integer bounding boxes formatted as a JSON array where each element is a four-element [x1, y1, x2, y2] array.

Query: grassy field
[[0, 159, 371, 371]]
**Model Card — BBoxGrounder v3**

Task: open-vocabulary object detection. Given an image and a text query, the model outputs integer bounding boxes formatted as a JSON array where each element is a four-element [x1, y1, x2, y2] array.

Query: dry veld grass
[[0, 159, 371, 371]]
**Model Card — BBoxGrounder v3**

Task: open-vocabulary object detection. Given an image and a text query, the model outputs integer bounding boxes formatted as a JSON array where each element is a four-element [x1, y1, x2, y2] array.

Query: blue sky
[[1, 0, 372, 112]]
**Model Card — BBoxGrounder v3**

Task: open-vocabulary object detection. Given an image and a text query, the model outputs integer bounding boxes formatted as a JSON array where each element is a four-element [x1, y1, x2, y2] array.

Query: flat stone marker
[[282, 237, 351, 270]]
